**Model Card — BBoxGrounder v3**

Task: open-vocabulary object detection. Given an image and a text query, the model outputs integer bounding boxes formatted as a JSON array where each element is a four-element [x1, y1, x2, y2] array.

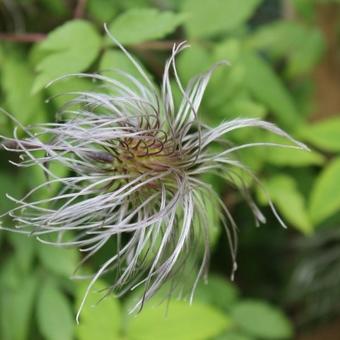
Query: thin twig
[[0, 33, 46, 42], [135, 50, 164, 77], [74, 0, 87, 19], [0, 32, 179, 50]]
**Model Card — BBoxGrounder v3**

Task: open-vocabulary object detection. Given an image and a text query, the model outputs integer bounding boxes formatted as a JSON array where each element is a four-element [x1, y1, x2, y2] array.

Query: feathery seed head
[[0, 28, 308, 318]]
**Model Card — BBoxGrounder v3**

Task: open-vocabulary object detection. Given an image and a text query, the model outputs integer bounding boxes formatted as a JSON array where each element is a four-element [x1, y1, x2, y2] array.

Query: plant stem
[[74, 0, 87, 19], [0, 33, 46, 42], [0, 32, 179, 50]]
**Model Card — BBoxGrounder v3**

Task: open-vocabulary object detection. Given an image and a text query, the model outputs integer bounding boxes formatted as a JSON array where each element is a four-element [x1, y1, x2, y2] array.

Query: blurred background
[[0, 0, 340, 339]]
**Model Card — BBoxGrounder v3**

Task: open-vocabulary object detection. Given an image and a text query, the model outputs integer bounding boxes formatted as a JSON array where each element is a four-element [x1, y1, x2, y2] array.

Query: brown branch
[[135, 50, 164, 77], [0, 32, 179, 50], [74, 0, 87, 19], [0, 32, 46, 43]]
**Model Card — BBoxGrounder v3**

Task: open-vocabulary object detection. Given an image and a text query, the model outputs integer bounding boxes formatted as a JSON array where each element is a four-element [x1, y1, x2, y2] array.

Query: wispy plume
[[0, 27, 308, 319]]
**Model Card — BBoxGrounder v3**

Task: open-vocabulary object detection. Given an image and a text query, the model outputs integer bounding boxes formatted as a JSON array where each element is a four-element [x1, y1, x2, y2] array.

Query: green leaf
[[248, 21, 324, 76], [0, 262, 38, 340], [228, 143, 264, 174], [193, 194, 221, 249], [109, 8, 185, 44], [297, 117, 340, 152], [76, 280, 121, 340], [255, 132, 324, 167], [2, 56, 46, 125], [209, 63, 246, 108], [292, 0, 316, 20], [309, 158, 340, 224], [260, 175, 312, 234], [183, 0, 262, 38], [287, 28, 324, 77], [23, 161, 69, 201], [216, 92, 267, 120], [37, 280, 74, 340], [127, 300, 230, 340], [32, 20, 102, 93], [213, 39, 242, 65], [87, 0, 118, 22], [195, 275, 239, 313], [0, 111, 9, 134], [243, 52, 300, 129], [0, 170, 24, 215], [0, 256, 21, 288], [117, 0, 152, 10], [99, 49, 152, 85], [231, 300, 293, 339], [0, 44, 4, 63], [266, 148, 324, 167], [46, 77, 94, 107], [201, 39, 245, 111], [248, 21, 306, 55], [214, 331, 253, 340], [37, 243, 79, 277], [8, 233, 35, 273], [177, 44, 212, 84]]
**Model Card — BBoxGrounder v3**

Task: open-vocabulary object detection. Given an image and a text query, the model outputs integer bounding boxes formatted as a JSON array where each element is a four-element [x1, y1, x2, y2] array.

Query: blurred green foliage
[[0, 0, 339, 339], [73, 277, 292, 340]]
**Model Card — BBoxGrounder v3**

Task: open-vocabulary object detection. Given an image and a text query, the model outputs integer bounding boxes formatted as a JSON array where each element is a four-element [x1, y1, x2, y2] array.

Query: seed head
[[0, 28, 308, 319]]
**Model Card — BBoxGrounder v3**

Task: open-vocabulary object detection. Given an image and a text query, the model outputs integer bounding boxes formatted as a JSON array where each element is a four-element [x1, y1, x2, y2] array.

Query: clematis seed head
[[0, 26, 308, 320]]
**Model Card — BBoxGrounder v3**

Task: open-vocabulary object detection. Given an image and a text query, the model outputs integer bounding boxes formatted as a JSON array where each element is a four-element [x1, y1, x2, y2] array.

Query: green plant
[[0, 1, 339, 339]]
